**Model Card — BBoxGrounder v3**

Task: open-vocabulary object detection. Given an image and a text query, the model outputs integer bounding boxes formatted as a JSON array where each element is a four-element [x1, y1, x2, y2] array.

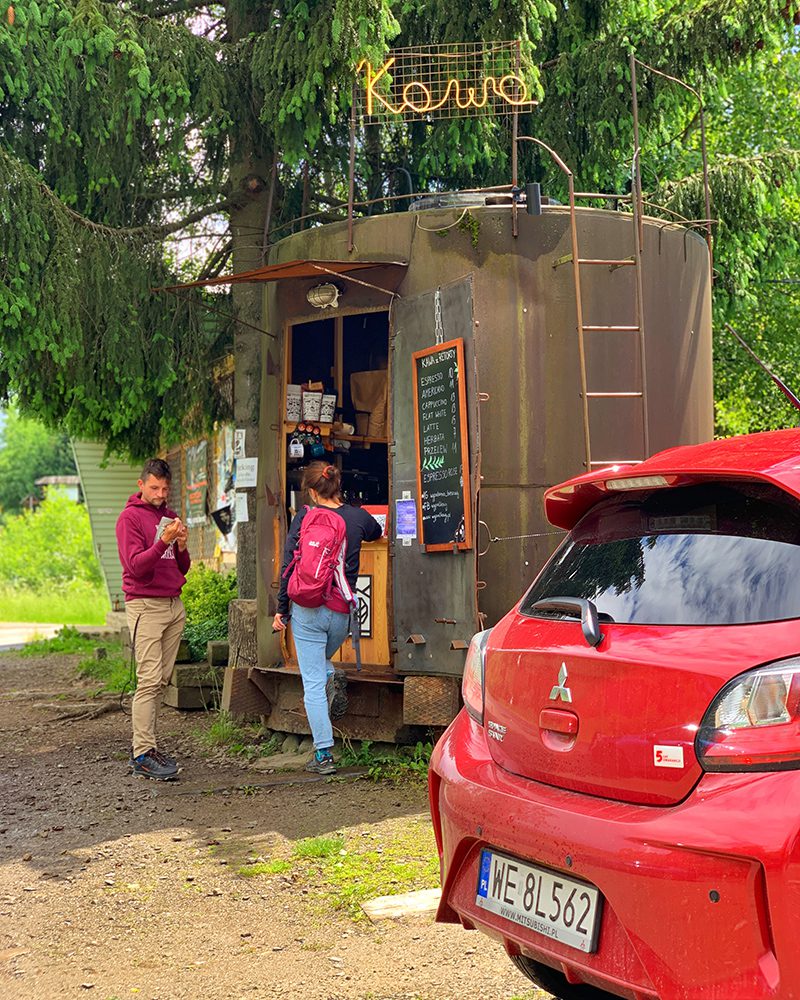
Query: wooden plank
[[334, 539, 390, 667], [362, 888, 442, 921]]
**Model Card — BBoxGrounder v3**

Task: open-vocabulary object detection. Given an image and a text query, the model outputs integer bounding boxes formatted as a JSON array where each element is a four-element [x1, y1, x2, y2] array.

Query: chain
[[434, 288, 444, 345], [489, 530, 565, 543]]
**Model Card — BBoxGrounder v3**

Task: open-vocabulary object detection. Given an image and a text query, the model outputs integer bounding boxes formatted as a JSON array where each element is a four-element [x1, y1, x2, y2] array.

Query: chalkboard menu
[[411, 338, 472, 551]]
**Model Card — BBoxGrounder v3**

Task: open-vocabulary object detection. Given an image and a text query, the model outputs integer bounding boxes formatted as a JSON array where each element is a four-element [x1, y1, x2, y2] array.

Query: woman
[[273, 462, 382, 774]]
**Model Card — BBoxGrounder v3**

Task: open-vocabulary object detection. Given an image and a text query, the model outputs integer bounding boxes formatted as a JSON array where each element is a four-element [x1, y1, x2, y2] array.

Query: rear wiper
[[530, 597, 609, 648]]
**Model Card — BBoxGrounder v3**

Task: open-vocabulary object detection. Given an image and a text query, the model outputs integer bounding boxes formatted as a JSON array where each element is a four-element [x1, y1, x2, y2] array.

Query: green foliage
[[0, 1, 232, 457], [0, 408, 76, 516], [715, 284, 800, 436], [1, 0, 799, 447], [294, 835, 345, 859], [17, 624, 100, 656], [237, 859, 292, 877], [0, 490, 102, 590], [0, 582, 109, 625], [339, 739, 433, 783], [298, 820, 439, 916], [181, 563, 237, 660]]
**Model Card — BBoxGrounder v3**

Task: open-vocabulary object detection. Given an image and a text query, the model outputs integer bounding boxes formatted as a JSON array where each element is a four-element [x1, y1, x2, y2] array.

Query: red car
[[430, 428, 800, 1000]]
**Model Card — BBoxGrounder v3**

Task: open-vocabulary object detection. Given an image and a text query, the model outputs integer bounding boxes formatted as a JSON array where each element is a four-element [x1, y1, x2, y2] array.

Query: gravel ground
[[0, 652, 547, 1000]]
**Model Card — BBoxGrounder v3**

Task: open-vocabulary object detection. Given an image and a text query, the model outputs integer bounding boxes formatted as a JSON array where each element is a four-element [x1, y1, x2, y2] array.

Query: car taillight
[[462, 629, 492, 726], [697, 657, 800, 772]]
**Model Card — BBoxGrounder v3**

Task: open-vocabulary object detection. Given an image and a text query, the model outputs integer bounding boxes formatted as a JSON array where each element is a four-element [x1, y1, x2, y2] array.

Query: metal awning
[[160, 259, 408, 291]]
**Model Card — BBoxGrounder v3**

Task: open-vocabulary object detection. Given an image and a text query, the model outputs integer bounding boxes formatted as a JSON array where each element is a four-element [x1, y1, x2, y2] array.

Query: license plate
[[475, 848, 602, 953]]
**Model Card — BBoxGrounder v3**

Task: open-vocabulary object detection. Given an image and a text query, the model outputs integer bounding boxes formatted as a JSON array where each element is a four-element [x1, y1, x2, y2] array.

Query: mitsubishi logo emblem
[[549, 662, 572, 703]]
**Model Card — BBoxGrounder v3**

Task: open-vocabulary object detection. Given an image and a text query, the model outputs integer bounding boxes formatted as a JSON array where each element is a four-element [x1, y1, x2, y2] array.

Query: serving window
[[280, 308, 392, 670]]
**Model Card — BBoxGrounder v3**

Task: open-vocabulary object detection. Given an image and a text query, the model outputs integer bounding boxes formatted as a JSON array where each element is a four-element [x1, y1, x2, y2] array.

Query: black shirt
[[277, 503, 383, 616]]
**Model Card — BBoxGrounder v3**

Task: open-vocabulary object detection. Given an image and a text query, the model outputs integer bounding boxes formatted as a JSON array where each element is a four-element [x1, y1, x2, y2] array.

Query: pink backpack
[[284, 506, 355, 612]]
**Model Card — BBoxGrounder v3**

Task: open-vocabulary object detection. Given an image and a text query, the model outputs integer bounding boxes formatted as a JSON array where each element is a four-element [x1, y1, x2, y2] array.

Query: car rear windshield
[[521, 480, 800, 625]]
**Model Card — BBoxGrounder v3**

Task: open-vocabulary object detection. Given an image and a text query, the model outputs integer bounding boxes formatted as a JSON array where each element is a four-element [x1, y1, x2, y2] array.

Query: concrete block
[[162, 683, 218, 711], [207, 640, 229, 666], [174, 638, 192, 664], [169, 663, 223, 689]]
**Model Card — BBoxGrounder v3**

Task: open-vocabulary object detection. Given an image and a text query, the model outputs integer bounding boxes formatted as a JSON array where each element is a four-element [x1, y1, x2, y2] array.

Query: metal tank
[[253, 203, 712, 737]]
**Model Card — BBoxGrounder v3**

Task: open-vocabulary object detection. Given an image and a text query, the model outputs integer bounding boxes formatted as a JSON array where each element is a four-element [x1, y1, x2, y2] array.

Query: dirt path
[[0, 653, 546, 1000]]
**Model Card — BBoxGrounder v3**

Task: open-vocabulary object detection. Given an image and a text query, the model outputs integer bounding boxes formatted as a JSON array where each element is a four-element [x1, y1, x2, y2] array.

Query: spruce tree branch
[[148, 0, 214, 18], [0, 145, 244, 239]]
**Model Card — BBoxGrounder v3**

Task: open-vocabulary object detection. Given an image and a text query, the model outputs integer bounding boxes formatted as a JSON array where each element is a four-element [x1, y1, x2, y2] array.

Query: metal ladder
[[568, 181, 650, 470]]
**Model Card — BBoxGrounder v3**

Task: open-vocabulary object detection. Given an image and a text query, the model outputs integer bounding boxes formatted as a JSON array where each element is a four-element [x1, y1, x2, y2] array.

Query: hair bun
[[323, 465, 335, 479]]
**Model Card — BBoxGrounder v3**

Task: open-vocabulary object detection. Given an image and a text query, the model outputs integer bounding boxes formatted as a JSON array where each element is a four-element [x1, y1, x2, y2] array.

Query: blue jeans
[[290, 603, 350, 750]]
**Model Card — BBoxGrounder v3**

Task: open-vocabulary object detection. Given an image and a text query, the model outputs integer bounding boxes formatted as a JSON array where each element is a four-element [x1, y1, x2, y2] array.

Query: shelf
[[283, 421, 388, 446], [334, 434, 389, 445]]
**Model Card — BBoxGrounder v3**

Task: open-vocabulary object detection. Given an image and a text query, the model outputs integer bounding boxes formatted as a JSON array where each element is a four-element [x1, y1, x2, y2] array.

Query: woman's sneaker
[[305, 749, 336, 775], [131, 749, 179, 781]]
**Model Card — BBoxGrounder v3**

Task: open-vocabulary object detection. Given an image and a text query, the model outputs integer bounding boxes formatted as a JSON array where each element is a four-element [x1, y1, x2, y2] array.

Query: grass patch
[[15, 626, 130, 694], [295, 819, 440, 917], [237, 859, 292, 877], [16, 625, 106, 657], [339, 739, 433, 784], [77, 648, 132, 694], [0, 582, 109, 625], [195, 711, 279, 760], [294, 836, 345, 859]]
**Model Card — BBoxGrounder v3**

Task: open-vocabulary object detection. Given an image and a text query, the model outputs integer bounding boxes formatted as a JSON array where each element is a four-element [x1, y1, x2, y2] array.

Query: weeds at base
[[337, 738, 433, 784]]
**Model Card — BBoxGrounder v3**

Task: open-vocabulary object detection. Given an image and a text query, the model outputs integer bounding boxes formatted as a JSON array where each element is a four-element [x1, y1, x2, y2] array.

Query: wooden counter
[[285, 538, 391, 669]]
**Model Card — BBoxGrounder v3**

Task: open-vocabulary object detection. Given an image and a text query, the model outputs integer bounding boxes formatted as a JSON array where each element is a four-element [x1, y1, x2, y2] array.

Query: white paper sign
[[234, 428, 247, 459], [236, 457, 258, 488], [234, 492, 250, 523]]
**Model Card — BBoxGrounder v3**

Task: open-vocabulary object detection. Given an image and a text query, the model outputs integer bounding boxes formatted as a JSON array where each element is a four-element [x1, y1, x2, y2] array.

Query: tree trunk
[[226, 1, 272, 600]]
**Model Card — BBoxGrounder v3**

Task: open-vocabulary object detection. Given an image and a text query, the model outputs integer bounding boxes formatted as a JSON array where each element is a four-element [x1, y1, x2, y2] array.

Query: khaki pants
[[126, 597, 186, 759]]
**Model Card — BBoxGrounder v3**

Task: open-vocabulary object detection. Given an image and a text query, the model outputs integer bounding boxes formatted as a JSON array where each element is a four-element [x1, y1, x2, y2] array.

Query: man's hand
[[272, 613, 286, 632], [161, 518, 183, 544], [175, 523, 189, 552]]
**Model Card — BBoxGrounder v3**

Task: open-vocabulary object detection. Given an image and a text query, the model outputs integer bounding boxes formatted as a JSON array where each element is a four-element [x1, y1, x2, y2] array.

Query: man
[[116, 458, 190, 780]]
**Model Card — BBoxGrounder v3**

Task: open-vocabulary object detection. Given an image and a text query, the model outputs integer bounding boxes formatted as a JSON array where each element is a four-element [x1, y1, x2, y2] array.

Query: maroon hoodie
[[116, 494, 191, 600]]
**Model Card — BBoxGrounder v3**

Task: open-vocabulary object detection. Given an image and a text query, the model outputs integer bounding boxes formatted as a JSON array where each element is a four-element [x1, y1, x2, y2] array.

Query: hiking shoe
[[305, 750, 337, 776], [131, 749, 178, 781], [128, 748, 177, 770]]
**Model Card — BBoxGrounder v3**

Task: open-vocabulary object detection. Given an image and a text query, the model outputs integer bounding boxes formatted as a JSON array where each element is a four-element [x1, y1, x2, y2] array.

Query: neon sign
[[354, 42, 537, 123]]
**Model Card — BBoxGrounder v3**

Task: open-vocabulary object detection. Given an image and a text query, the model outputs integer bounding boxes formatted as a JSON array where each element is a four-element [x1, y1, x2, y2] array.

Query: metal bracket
[[450, 640, 469, 651], [552, 252, 574, 269], [406, 634, 426, 645]]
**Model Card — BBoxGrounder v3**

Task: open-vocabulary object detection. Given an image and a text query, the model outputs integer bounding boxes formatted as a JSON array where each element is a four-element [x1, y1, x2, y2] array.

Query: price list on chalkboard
[[412, 338, 472, 550]]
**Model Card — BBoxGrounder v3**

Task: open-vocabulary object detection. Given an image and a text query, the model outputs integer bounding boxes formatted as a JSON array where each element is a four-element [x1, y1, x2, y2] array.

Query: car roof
[[544, 428, 800, 530]]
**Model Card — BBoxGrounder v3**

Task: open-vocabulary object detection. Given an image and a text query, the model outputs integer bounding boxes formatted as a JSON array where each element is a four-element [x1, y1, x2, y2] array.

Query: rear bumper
[[429, 710, 800, 1000]]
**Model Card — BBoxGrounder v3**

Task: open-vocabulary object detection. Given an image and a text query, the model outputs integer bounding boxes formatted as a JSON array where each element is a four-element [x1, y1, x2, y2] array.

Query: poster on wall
[[185, 440, 209, 527], [213, 425, 237, 552]]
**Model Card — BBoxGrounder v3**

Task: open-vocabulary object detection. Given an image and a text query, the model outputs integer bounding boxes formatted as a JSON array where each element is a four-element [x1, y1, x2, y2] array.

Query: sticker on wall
[[355, 574, 372, 639], [235, 457, 258, 488], [653, 745, 684, 768], [234, 428, 247, 459], [234, 491, 249, 523], [395, 497, 417, 541]]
